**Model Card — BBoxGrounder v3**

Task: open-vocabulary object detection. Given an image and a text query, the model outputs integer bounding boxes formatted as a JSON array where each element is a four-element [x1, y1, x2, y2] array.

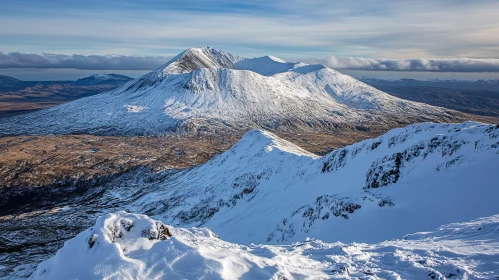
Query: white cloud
[[307, 57, 499, 72], [2, 51, 499, 73], [0, 52, 169, 70]]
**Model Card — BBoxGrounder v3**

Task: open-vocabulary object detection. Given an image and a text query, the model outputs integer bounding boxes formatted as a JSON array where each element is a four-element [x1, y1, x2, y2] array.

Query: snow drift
[[30, 211, 499, 279], [0, 47, 461, 136]]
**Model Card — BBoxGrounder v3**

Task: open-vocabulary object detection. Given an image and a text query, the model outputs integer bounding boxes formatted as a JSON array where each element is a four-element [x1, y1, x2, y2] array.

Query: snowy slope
[[29, 211, 499, 280], [3, 122, 498, 279], [0, 47, 461, 136], [117, 122, 499, 245]]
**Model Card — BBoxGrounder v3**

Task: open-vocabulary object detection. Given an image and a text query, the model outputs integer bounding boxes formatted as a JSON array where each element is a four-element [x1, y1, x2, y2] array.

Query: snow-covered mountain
[[30, 211, 499, 279], [102, 121, 499, 245], [0, 47, 461, 136], [73, 73, 133, 86]]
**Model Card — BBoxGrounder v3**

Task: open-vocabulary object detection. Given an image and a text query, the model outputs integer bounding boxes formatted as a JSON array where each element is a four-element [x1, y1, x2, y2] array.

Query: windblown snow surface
[[0, 47, 460, 136], [30, 211, 499, 279]]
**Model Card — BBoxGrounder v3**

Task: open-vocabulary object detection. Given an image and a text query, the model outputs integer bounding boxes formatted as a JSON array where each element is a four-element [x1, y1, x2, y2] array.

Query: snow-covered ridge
[[122, 122, 499, 245], [158, 47, 244, 76], [0, 47, 461, 136], [30, 211, 499, 279], [228, 129, 317, 157]]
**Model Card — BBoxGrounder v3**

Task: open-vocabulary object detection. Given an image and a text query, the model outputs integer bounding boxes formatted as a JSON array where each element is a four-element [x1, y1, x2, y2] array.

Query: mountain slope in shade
[[0, 47, 461, 136], [119, 122, 499, 245], [30, 211, 499, 279]]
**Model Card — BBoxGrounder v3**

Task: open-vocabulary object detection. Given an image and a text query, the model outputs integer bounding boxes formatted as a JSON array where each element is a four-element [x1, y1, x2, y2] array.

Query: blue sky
[[1, 0, 499, 79]]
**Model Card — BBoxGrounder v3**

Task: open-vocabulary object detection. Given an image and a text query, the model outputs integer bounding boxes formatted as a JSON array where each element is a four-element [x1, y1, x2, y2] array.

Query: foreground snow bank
[[30, 212, 499, 279]]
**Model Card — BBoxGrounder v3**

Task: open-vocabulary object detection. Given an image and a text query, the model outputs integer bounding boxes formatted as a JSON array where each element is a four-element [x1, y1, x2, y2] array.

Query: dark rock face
[[265, 191, 396, 243], [365, 134, 468, 189]]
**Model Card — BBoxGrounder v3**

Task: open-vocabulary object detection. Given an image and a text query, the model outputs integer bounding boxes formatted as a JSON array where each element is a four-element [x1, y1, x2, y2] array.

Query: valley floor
[[0, 129, 379, 190]]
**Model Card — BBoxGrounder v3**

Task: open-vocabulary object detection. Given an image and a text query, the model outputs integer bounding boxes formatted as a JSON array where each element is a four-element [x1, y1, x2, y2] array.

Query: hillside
[[1, 122, 498, 278], [128, 122, 499, 244]]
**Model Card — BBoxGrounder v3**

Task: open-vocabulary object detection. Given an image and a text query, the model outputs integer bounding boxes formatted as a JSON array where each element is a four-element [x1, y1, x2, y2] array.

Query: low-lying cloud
[[0, 52, 168, 70], [2, 51, 499, 72], [309, 56, 499, 72]]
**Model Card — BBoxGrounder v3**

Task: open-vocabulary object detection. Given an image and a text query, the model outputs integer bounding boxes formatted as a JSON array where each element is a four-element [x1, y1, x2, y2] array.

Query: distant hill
[[73, 73, 133, 86], [0, 74, 133, 117], [0, 75, 40, 92], [0, 75, 74, 92]]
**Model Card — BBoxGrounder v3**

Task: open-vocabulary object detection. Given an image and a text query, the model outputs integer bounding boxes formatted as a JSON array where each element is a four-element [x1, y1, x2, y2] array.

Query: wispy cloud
[[307, 57, 499, 72], [0, 52, 169, 70], [1, 0, 499, 59]]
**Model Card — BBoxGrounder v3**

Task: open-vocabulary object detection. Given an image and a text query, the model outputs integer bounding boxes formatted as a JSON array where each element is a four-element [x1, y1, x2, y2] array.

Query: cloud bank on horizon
[[2, 52, 499, 73], [0, 52, 167, 71], [0, 0, 498, 73], [309, 56, 499, 72]]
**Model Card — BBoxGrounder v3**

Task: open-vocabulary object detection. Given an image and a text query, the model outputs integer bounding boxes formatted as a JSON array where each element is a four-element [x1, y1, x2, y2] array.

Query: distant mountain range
[[0, 47, 463, 136], [0, 73, 133, 91], [0, 74, 132, 117], [0, 75, 69, 92], [359, 77, 499, 116]]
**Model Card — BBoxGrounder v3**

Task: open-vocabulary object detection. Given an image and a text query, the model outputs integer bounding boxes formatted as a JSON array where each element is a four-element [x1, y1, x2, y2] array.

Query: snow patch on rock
[[124, 105, 148, 113]]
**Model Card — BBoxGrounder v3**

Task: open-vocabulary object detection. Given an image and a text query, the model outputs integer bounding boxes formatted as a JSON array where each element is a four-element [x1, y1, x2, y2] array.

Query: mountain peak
[[159, 47, 244, 76], [262, 55, 286, 63], [0, 47, 465, 136]]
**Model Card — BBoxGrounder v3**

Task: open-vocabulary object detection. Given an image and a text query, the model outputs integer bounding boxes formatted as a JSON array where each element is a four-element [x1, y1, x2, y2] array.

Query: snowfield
[[30, 211, 499, 279], [0, 47, 460, 136]]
